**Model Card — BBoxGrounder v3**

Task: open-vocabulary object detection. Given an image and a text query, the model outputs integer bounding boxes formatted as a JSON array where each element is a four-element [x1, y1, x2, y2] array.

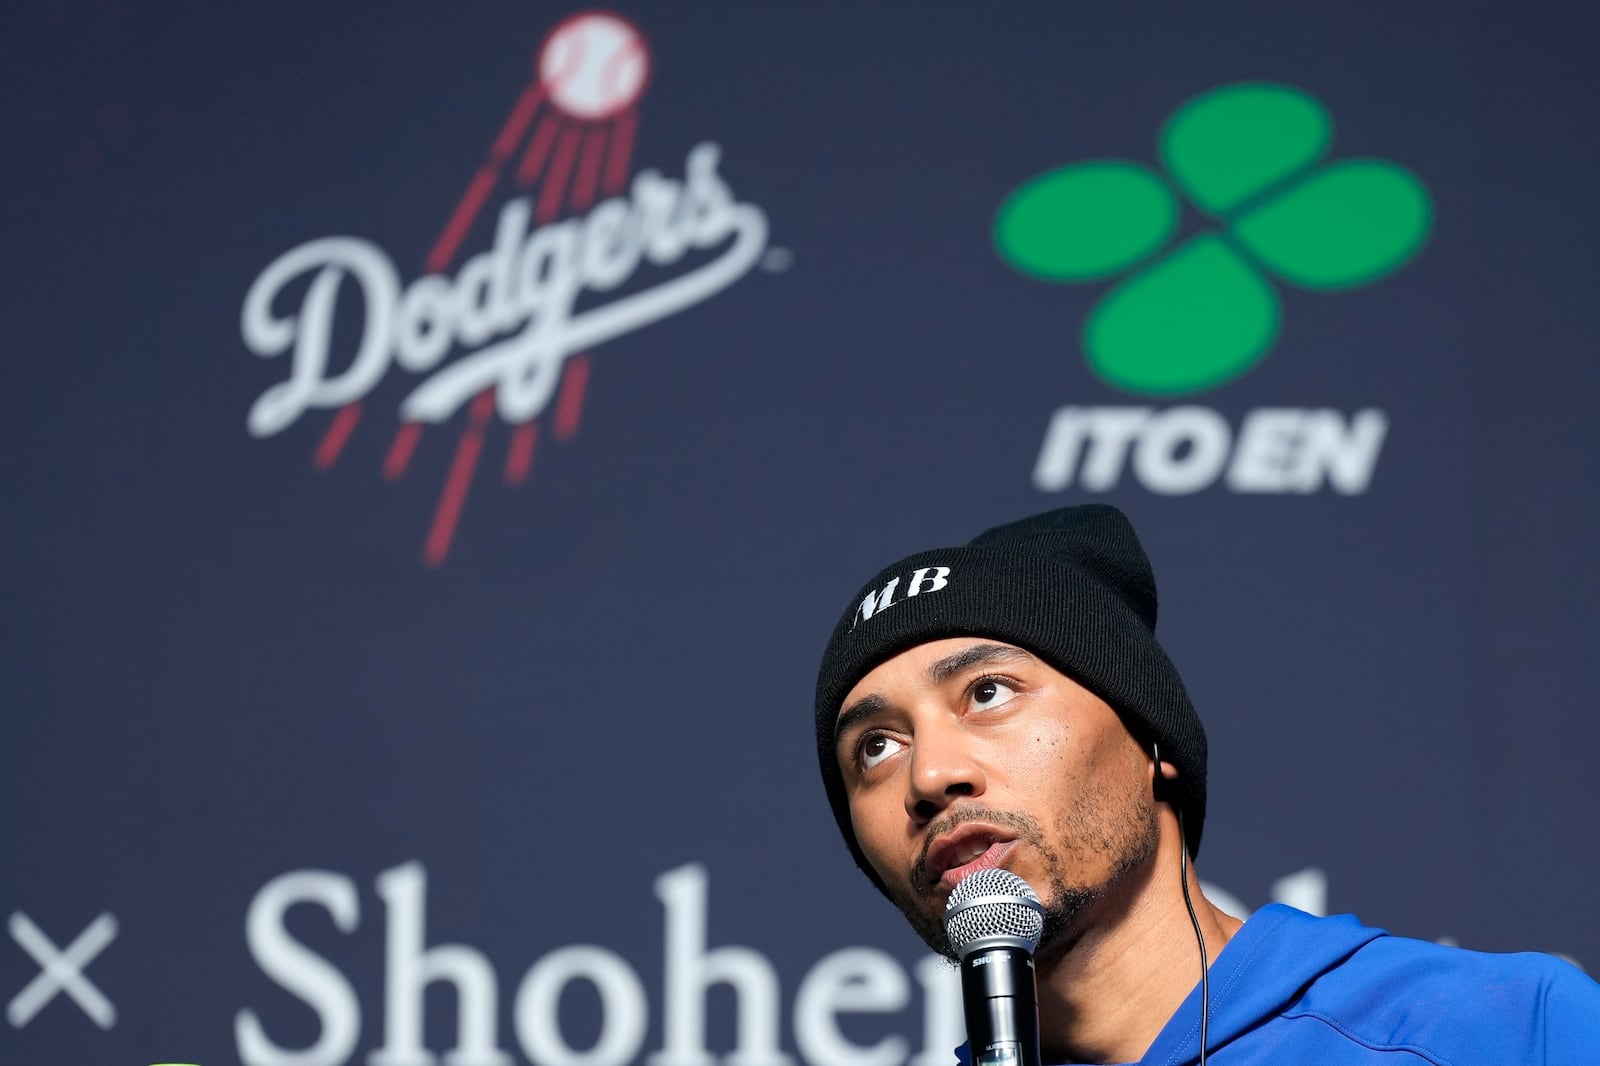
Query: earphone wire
[[1157, 742, 1208, 1066], [1178, 806, 1209, 1066]]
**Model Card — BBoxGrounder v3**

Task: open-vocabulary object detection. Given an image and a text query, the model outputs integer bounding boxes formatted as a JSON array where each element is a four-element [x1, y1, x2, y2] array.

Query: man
[[813, 505, 1600, 1065]]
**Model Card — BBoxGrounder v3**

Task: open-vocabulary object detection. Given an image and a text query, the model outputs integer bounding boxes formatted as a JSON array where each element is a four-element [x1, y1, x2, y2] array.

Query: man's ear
[[1151, 742, 1179, 802]]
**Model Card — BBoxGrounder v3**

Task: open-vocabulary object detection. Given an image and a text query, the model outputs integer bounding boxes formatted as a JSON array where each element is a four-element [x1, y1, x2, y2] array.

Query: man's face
[[834, 638, 1159, 960]]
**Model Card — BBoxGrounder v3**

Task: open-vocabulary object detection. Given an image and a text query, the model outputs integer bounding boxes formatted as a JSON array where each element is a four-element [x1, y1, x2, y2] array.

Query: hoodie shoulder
[[1287, 924, 1600, 1064], [1146, 905, 1600, 1065]]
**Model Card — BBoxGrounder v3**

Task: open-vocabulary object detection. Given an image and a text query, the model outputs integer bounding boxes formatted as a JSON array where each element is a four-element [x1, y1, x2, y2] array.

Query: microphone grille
[[944, 868, 1044, 957]]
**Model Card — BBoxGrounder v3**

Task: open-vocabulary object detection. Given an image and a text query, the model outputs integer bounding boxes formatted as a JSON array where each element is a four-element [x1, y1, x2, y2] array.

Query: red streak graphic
[[553, 355, 591, 441], [424, 392, 496, 567], [492, 84, 546, 163], [383, 423, 424, 481], [516, 114, 561, 186], [313, 404, 362, 471], [604, 110, 636, 194], [537, 128, 581, 222], [426, 81, 550, 274], [427, 166, 498, 273], [505, 422, 539, 485], [571, 130, 608, 210]]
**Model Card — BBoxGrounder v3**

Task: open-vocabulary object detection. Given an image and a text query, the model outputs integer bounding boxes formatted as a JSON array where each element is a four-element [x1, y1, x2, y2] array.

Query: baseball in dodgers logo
[[241, 12, 771, 565]]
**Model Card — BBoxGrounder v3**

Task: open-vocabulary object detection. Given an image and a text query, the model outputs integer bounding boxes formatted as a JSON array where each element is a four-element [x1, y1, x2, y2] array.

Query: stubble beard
[[886, 781, 1160, 963]]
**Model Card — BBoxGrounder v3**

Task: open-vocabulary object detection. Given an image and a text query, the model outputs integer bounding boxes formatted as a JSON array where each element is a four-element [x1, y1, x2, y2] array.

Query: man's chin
[[1033, 884, 1100, 960]]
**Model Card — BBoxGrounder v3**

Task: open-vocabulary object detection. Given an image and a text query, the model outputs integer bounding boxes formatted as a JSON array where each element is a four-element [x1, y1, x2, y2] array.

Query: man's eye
[[971, 678, 1019, 711], [859, 734, 906, 771]]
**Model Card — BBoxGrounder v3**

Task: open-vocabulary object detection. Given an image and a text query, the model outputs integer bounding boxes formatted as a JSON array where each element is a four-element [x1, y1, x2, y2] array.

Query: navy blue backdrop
[[7, 3, 1600, 1064]]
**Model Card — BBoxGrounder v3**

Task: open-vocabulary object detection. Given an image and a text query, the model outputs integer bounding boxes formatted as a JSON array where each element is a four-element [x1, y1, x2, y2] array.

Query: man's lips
[[924, 825, 1018, 891]]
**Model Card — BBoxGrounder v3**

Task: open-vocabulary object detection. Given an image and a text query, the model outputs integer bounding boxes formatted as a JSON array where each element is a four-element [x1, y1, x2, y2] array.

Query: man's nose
[[905, 719, 985, 823]]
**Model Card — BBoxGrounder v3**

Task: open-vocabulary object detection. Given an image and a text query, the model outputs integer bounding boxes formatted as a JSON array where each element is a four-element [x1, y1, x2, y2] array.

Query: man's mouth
[[923, 825, 1018, 891]]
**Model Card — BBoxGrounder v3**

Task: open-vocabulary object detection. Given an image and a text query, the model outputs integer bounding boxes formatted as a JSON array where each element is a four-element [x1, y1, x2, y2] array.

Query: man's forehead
[[836, 638, 1039, 719]]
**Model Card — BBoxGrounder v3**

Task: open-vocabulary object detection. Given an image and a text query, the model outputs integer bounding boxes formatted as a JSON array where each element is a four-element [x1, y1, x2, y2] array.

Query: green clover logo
[[994, 82, 1432, 396]]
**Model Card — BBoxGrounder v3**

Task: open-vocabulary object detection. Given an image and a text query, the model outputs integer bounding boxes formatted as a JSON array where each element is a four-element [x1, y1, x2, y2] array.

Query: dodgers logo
[[241, 12, 772, 565]]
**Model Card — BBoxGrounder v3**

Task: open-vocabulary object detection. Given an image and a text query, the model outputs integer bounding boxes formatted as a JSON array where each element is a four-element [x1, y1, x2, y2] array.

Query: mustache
[[908, 805, 1044, 895]]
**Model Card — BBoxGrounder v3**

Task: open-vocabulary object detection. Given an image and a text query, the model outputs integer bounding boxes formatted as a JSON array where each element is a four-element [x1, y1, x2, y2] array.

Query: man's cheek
[[855, 830, 906, 887]]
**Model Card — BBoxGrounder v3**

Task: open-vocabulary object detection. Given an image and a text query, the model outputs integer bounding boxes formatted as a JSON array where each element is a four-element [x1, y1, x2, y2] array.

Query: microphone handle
[[960, 945, 1041, 1066]]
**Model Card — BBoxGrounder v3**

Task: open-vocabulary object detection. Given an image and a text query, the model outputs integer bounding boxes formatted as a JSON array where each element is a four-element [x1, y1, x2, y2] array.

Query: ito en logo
[[241, 11, 771, 565], [994, 83, 1432, 496]]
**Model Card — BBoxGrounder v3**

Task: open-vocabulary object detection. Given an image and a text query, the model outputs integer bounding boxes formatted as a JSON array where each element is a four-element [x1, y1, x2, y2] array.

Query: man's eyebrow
[[833, 644, 1035, 751], [928, 643, 1036, 684], [834, 694, 888, 750]]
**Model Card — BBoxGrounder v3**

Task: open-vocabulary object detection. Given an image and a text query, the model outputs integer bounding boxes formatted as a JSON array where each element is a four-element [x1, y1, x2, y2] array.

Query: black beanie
[[814, 504, 1207, 892]]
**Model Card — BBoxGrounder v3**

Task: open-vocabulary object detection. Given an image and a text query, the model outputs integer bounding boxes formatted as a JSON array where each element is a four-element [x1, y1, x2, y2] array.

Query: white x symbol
[[7, 911, 118, 1029]]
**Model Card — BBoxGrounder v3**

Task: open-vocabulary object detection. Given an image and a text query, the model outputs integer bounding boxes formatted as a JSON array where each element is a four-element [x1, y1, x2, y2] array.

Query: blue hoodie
[[959, 904, 1600, 1065]]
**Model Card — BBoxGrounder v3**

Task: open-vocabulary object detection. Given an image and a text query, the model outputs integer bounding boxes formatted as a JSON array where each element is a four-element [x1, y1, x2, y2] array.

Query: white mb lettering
[[856, 566, 951, 626]]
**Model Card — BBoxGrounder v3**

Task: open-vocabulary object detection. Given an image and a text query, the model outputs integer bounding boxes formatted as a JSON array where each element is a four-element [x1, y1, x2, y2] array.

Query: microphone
[[945, 868, 1045, 1066]]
